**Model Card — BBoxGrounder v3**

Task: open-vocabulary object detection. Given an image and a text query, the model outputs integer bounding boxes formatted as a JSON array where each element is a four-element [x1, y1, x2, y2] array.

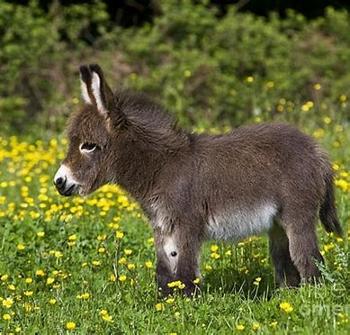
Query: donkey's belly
[[206, 204, 277, 241]]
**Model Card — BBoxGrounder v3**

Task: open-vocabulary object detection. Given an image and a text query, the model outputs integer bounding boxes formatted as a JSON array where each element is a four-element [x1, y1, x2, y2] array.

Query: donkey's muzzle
[[54, 177, 74, 196], [54, 164, 79, 196]]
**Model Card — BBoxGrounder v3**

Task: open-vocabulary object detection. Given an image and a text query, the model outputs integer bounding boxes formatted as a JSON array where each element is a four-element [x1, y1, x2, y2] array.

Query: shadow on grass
[[202, 265, 276, 300]]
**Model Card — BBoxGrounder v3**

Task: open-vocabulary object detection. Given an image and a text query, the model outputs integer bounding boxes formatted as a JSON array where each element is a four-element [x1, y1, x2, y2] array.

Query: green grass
[[0, 125, 349, 334]]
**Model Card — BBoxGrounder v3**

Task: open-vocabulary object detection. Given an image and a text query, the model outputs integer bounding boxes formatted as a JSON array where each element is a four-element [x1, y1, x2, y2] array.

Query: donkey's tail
[[319, 170, 343, 236]]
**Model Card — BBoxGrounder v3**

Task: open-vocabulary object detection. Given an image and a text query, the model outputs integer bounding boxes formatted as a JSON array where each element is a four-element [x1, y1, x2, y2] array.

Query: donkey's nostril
[[56, 177, 63, 185], [55, 177, 65, 187]]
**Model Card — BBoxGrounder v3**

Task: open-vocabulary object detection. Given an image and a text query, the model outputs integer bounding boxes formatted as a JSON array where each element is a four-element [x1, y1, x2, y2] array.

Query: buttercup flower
[[280, 301, 293, 313], [66, 321, 76, 330]]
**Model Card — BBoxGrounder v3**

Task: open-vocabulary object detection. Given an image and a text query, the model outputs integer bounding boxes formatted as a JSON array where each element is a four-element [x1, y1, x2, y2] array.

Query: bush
[[118, 3, 350, 128], [0, 0, 349, 134], [0, 0, 109, 134]]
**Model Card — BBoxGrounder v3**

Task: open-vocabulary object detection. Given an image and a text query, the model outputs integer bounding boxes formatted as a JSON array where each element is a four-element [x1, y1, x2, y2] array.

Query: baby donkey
[[54, 64, 342, 295]]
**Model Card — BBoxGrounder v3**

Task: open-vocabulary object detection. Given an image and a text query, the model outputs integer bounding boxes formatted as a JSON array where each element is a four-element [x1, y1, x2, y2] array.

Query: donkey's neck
[[112, 127, 191, 205]]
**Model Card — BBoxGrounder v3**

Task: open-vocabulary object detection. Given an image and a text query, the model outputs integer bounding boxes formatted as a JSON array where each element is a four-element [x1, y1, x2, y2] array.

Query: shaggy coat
[[54, 64, 342, 295]]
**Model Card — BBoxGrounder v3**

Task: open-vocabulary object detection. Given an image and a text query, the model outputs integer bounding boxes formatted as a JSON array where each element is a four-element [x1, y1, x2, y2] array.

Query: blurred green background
[[1, 0, 350, 135]]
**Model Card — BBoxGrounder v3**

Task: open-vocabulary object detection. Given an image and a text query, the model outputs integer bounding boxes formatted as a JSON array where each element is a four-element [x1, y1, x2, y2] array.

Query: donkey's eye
[[80, 142, 98, 153]]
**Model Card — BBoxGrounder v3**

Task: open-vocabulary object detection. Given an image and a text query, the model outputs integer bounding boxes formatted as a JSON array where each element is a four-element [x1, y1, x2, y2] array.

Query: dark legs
[[269, 222, 300, 287], [285, 223, 324, 281], [154, 227, 202, 296], [270, 207, 324, 287]]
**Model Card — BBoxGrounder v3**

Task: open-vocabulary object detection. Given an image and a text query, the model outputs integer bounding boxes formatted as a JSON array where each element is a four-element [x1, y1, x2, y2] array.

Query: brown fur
[[54, 64, 342, 296]]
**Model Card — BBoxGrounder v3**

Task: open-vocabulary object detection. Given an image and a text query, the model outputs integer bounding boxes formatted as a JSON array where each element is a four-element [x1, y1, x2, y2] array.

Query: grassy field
[[0, 121, 349, 334]]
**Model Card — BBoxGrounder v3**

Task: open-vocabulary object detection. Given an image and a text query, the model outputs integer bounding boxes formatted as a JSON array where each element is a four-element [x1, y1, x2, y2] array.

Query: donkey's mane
[[114, 90, 174, 129], [113, 90, 189, 148]]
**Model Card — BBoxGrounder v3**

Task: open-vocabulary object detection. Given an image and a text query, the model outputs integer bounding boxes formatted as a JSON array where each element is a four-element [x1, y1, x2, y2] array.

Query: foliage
[[0, 0, 109, 134], [0, 1, 350, 134]]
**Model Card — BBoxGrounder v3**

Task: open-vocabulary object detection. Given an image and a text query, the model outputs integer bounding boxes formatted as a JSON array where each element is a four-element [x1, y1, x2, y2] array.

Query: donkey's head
[[54, 64, 128, 196]]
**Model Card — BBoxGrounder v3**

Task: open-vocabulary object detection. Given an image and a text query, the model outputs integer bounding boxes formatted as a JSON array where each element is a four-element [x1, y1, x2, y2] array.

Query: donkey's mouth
[[59, 184, 77, 197]]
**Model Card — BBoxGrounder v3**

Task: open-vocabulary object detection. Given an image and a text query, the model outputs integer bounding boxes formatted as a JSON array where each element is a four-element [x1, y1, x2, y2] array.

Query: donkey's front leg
[[155, 248, 174, 296], [154, 226, 202, 296]]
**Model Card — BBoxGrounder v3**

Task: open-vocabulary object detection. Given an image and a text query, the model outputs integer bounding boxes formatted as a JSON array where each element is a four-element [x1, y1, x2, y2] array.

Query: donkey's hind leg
[[269, 222, 300, 287], [281, 208, 324, 283]]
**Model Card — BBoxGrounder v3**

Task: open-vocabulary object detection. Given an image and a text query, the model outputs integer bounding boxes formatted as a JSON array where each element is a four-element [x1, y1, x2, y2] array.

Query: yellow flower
[[193, 278, 200, 284], [236, 324, 245, 331], [313, 128, 325, 139], [100, 309, 113, 322], [323, 243, 335, 253], [145, 261, 153, 269], [155, 303, 164, 311], [97, 234, 107, 241], [2, 298, 13, 308], [166, 298, 175, 304], [118, 257, 127, 265], [210, 252, 220, 259], [127, 263, 136, 270], [54, 251, 63, 258], [266, 81, 274, 89], [68, 234, 77, 241], [124, 248, 132, 255], [24, 291, 33, 297], [167, 280, 185, 289], [37, 231, 45, 238], [280, 301, 293, 313], [339, 94, 347, 102], [115, 231, 124, 239], [253, 277, 262, 285], [118, 274, 127, 282], [1, 274, 9, 281], [252, 322, 260, 331], [46, 277, 55, 285], [25, 277, 33, 284], [270, 321, 278, 328], [210, 244, 219, 252], [66, 321, 76, 330], [323, 116, 332, 125], [35, 269, 45, 277], [102, 314, 113, 322], [49, 298, 57, 305], [76, 293, 90, 300], [301, 100, 314, 112], [17, 243, 25, 251], [3, 313, 11, 321]]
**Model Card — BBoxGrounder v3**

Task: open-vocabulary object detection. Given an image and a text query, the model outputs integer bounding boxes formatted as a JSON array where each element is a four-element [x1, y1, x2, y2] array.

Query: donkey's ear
[[79, 65, 93, 105], [79, 64, 114, 118]]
